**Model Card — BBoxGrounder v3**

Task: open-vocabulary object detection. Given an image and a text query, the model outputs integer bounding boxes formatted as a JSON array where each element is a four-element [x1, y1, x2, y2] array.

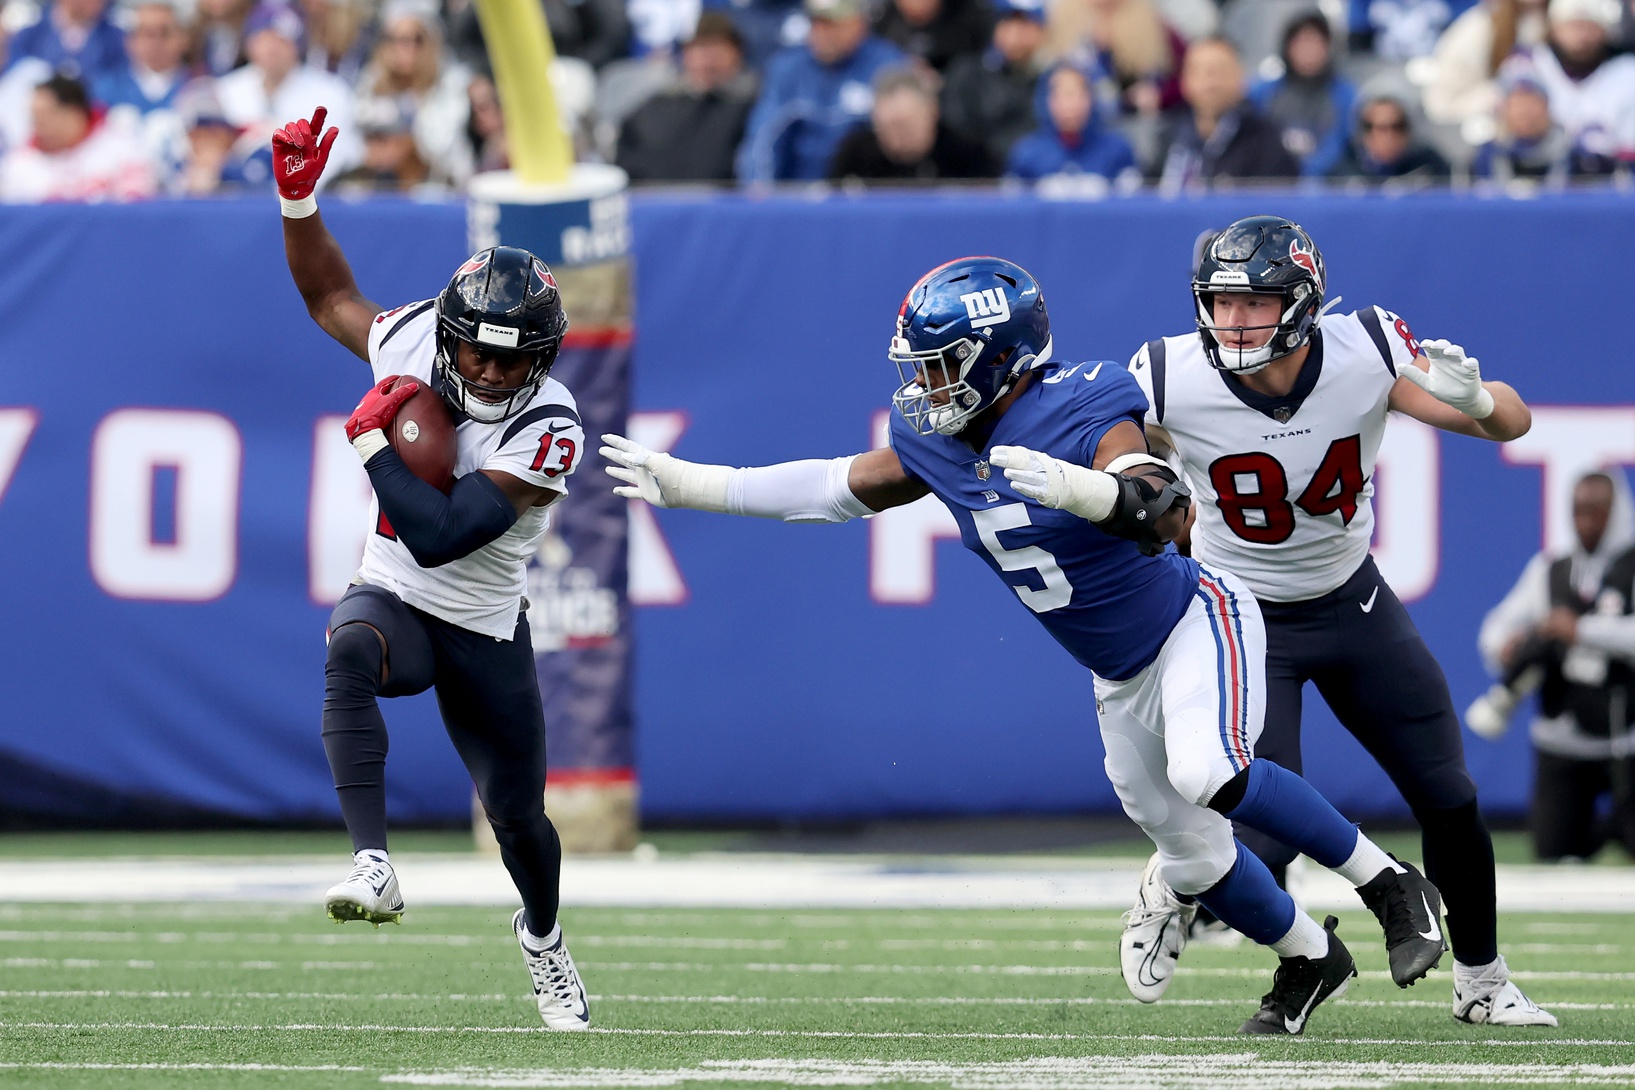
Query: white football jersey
[[1129, 307, 1419, 603], [356, 299, 585, 639]]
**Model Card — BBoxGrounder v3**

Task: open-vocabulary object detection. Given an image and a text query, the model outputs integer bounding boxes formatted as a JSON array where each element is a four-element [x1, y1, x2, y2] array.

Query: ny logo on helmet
[[960, 288, 1011, 329]]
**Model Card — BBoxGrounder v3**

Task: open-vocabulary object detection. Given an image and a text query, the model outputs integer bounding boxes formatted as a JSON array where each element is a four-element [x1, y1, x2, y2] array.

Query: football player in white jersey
[[273, 108, 590, 1030], [1114, 214, 1553, 1026]]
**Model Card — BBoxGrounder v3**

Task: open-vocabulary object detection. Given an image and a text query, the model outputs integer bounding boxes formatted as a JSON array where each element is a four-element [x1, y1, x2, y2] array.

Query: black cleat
[[1356, 855, 1447, 987], [1239, 915, 1356, 1036]]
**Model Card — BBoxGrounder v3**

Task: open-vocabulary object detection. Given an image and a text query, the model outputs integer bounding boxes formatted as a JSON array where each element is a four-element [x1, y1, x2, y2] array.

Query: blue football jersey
[[889, 360, 1200, 681]]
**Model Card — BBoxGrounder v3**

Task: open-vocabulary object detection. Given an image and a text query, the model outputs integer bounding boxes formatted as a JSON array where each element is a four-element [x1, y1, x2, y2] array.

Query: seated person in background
[[171, 79, 274, 193], [195, 0, 253, 76], [330, 95, 432, 191], [1003, 58, 1138, 189], [1249, 11, 1355, 178], [871, 0, 993, 72], [735, 0, 904, 182], [828, 64, 994, 181], [216, 3, 361, 175], [0, 72, 155, 200], [1472, 66, 1617, 182], [1329, 90, 1452, 186], [93, 0, 190, 116], [355, 0, 474, 187], [617, 12, 756, 182], [941, 0, 1050, 165], [1046, 0, 1183, 116], [1474, 469, 1635, 863], [1510, 0, 1635, 163], [465, 72, 508, 172], [302, 0, 376, 84], [3, 0, 127, 85], [1156, 37, 1299, 189], [1423, 0, 1549, 137]]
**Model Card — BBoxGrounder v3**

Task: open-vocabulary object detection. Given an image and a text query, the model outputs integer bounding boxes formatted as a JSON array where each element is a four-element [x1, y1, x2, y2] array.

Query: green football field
[[2, 886, 1633, 1089]]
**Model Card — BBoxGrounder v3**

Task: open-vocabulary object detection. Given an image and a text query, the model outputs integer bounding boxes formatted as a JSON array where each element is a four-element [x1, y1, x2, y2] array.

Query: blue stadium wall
[[0, 191, 1628, 826]]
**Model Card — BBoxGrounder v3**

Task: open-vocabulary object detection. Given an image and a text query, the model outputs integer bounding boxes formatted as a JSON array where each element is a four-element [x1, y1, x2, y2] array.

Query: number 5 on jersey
[[1209, 435, 1364, 544]]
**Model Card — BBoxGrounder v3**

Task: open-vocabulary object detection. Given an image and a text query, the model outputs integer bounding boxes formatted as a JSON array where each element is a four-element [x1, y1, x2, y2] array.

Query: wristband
[[280, 194, 318, 219], [1469, 386, 1495, 420], [351, 429, 390, 462]]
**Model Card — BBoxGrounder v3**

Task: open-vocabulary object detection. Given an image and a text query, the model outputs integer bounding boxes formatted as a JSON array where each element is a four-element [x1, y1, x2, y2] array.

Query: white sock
[[523, 920, 561, 950], [1335, 834, 1404, 886], [1271, 912, 1330, 959], [356, 848, 390, 864]]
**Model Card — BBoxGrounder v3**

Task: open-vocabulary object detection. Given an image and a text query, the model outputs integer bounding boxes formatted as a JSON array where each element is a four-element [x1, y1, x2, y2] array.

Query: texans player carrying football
[[274, 108, 591, 1030], [1115, 215, 1552, 1028]]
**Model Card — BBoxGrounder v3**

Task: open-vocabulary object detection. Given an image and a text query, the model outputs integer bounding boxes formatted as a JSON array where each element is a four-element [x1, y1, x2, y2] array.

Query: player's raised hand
[[992, 444, 1119, 523], [273, 106, 340, 201], [600, 434, 731, 512], [1399, 339, 1495, 420]]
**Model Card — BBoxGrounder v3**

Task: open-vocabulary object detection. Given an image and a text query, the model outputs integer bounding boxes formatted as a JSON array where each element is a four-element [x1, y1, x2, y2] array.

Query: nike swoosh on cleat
[[1284, 984, 1323, 1035], [1418, 893, 1442, 942], [1360, 587, 1379, 613]]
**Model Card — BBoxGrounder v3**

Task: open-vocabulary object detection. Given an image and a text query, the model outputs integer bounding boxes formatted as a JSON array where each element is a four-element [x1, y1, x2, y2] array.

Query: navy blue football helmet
[[1192, 215, 1326, 374], [434, 246, 569, 423], [890, 257, 1053, 436]]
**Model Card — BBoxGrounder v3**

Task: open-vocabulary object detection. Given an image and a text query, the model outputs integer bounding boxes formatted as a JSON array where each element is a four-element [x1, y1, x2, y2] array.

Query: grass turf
[[0, 899, 1631, 1089]]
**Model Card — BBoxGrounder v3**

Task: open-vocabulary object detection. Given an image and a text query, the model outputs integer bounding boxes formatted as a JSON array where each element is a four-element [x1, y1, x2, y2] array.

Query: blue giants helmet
[[890, 257, 1053, 436]]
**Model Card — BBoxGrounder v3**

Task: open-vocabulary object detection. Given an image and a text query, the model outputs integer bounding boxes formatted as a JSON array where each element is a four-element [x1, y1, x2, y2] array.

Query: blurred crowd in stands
[[1, 0, 1632, 199]]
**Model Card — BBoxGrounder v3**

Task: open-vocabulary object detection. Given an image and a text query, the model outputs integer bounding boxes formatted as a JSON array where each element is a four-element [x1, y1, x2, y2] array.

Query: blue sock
[[1193, 841, 1297, 946], [1224, 759, 1360, 869]]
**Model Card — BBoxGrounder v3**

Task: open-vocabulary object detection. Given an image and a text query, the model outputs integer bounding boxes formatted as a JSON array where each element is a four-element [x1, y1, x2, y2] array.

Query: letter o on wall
[[90, 409, 242, 601]]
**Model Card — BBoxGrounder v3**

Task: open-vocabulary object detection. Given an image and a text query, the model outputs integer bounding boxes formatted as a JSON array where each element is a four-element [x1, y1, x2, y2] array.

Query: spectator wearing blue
[[735, 0, 905, 182], [941, 0, 1051, 163], [1472, 66, 1617, 183], [1249, 12, 1355, 177], [1350, 0, 1480, 60], [4, 0, 127, 84], [93, 0, 190, 115], [1004, 56, 1138, 186], [1330, 89, 1452, 187]]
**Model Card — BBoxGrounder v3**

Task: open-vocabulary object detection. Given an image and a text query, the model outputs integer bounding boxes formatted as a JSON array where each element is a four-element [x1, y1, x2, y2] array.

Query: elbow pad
[[1101, 453, 1191, 556]]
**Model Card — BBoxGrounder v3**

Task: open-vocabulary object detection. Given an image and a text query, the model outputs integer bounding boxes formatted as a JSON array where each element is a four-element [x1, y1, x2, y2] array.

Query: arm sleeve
[[726, 456, 872, 523], [1476, 553, 1550, 675], [365, 447, 519, 567], [1575, 615, 1635, 662]]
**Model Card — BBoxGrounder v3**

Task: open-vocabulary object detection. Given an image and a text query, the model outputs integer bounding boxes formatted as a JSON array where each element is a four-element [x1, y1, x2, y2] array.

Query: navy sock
[[1224, 759, 1359, 869], [1193, 841, 1297, 946]]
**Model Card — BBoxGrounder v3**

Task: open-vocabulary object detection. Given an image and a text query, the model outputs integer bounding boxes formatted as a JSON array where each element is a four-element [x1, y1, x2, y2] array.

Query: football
[[387, 376, 457, 493]]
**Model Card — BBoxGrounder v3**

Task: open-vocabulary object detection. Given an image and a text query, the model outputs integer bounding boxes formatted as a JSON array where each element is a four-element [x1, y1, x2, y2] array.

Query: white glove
[[990, 444, 1119, 522], [1399, 339, 1494, 419], [599, 433, 732, 512]]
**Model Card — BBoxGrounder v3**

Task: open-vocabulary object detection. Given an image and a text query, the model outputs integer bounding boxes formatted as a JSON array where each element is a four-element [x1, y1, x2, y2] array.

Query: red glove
[[347, 376, 420, 446], [272, 106, 340, 200]]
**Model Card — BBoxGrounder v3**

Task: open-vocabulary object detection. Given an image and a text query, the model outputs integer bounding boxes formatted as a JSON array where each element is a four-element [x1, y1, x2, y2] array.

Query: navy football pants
[[322, 583, 562, 934], [1239, 557, 1499, 967]]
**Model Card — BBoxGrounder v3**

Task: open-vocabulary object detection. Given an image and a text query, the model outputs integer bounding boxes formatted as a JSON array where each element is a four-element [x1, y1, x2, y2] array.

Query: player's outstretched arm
[[1389, 340, 1530, 442], [600, 435, 928, 520], [990, 421, 1189, 555], [274, 107, 382, 362]]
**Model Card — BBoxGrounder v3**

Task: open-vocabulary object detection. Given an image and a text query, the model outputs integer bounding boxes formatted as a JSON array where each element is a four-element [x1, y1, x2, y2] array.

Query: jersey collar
[[1217, 330, 1324, 424]]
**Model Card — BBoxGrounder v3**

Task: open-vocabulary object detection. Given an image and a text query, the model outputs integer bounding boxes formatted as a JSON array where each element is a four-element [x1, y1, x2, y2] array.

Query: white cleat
[[1453, 956, 1559, 1027], [514, 909, 590, 1031], [1120, 852, 1198, 1003], [325, 849, 404, 927]]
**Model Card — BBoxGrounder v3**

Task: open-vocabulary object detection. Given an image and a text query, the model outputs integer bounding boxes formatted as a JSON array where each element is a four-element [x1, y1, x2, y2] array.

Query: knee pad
[[325, 623, 384, 695], [1167, 749, 1232, 810]]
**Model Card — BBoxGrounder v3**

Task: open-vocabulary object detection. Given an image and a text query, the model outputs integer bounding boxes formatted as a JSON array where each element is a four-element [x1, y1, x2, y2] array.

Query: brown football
[[387, 376, 457, 494]]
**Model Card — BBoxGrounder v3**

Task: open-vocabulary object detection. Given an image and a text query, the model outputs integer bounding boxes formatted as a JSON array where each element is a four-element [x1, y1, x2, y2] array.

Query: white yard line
[[2, 854, 1633, 912]]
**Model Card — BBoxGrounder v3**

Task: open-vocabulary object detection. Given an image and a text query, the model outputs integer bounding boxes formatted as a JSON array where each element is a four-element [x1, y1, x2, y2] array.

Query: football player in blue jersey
[[602, 256, 1447, 1035]]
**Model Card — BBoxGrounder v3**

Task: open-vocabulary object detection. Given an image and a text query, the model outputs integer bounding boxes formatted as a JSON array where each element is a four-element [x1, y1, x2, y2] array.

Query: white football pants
[[1094, 566, 1267, 895]]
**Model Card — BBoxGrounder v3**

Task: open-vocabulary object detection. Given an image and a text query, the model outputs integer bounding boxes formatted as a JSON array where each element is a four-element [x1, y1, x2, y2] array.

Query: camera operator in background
[[1472, 468, 1635, 862]]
